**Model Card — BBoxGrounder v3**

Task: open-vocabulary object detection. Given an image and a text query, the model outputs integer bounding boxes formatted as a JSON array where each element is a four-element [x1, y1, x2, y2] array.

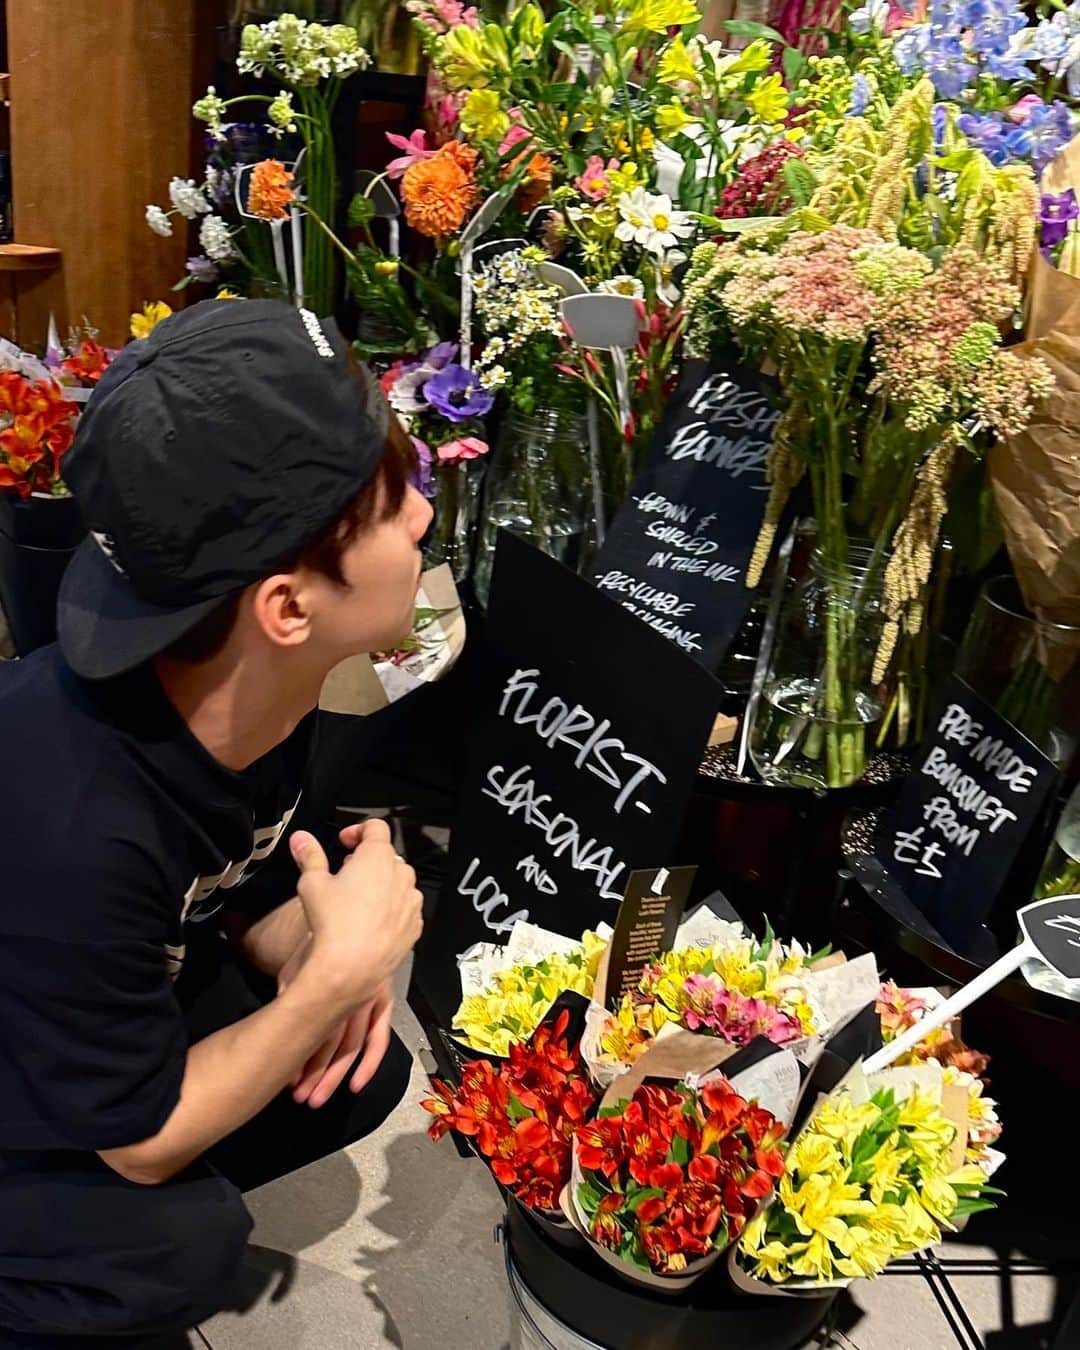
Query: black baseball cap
[[57, 299, 389, 680]]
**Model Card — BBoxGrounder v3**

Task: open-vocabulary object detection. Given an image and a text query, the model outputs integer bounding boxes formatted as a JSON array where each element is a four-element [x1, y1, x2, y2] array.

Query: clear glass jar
[[474, 408, 595, 607], [424, 462, 479, 584], [955, 576, 1080, 770], [750, 545, 886, 790]]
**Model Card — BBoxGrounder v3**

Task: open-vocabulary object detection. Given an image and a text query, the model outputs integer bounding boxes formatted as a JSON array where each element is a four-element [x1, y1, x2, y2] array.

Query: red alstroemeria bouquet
[[422, 1010, 598, 1212], [0, 371, 79, 498], [572, 1078, 785, 1281]]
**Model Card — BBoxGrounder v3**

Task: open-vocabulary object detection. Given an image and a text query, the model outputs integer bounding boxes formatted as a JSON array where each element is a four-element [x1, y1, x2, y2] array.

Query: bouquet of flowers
[[452, 923, 610, 1057], [585, 924, 879, 1085], [570, 1074, 785, 1283], [0, 325, 115, 497], [150, 16, 370, 310], [876, 982, 1003, 1169], [737, 1065, 999, 1285], [423, 1009, 598, 1212]]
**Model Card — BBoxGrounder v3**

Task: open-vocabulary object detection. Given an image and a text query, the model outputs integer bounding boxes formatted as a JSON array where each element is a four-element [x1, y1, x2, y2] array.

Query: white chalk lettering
[[969, 736, 1038, 794], [458, 856, 531, 935]]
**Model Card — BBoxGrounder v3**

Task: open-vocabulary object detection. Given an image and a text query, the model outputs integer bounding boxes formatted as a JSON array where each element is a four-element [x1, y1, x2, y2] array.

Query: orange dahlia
[[247, 159, 296, 222], [401, 141, 478, 239]]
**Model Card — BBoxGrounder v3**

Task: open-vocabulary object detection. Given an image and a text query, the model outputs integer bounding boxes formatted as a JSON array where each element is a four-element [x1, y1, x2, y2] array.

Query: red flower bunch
[[0, 372, 78, 497], [716, 142, 805, 221], [575, 1078, 785, 1276], [61, 340, 113, 387], [422, 1011, 597, 1211]]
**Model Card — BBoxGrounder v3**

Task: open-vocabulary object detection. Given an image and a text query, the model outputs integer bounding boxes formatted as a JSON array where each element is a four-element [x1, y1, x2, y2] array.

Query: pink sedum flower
[[1006, 94, 1044, 126]]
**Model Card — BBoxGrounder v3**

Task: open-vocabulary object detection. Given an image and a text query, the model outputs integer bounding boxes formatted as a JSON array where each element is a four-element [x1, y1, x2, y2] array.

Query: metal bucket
[[506, 1232, 609, 1350]]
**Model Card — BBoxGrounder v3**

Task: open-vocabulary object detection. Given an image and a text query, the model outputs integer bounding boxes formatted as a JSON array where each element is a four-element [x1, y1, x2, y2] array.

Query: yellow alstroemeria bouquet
[[453, 929, 608, 1056], [738, 1080, 1000, 1285]]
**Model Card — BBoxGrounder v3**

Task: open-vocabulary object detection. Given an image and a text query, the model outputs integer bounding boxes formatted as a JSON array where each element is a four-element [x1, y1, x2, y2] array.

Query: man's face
[[303, 481, 434, 657]]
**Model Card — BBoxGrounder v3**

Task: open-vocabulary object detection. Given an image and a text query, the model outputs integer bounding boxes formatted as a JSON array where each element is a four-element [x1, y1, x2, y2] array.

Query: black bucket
[[505, 1188, 835, 1350], [0, 493, 84, 656]]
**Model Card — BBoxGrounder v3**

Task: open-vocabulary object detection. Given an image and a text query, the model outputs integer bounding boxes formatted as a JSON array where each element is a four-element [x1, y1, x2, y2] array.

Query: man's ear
[[251, 573, 313, 648]]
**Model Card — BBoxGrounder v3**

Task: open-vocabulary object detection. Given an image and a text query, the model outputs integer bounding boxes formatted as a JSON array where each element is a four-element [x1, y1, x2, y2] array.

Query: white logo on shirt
[[167, 795, 300, 976]]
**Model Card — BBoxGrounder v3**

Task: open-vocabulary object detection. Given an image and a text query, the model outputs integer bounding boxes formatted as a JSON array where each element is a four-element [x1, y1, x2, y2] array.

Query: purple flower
[[185, 256, 220, 285], [1004, 99, 1075, 172], [957, 110, 1012, 166], [1040, 189, 1079, 250], [387, 341, 461, 415], [409, 435, 435, 498], [422, 364, 494, 422], [1029, 18, 1072, 69]]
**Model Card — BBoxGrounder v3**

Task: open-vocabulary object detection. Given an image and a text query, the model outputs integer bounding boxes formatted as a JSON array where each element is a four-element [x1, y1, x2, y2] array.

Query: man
[[0, 300, 432, 1346]]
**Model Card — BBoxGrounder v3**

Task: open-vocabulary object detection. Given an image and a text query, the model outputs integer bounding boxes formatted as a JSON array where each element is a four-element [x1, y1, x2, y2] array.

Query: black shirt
[[0, 645, 313, 1153]]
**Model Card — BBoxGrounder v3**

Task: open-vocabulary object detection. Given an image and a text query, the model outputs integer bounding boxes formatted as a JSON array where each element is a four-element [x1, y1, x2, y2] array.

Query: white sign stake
[[864, 894, 1080, 1074]]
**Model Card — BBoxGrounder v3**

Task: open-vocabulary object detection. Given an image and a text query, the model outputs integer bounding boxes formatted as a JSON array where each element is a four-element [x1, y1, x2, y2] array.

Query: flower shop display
[[682, 74, 1054, 784], [423, 1008, 598, 1214]]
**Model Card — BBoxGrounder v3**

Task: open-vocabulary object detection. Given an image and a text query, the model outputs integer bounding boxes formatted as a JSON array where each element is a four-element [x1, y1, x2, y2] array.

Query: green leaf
[[347, 193, 378, 228], [782, 45, 807, 82], [782, 157, 818, 210], [671, 1132, 692, 1166], [506, 1090, 532, 1122], [578, 1177, 605, 1214], [171, 274, 196, 292], [723, 18, 786, 43]]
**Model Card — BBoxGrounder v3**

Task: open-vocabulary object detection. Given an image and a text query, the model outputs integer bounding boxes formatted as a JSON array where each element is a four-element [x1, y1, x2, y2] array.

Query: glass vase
[[750, 545, 886, 790], [473, 409, 595, 606], [955, 576, 1080, 769], [424, 463, 477, 584]]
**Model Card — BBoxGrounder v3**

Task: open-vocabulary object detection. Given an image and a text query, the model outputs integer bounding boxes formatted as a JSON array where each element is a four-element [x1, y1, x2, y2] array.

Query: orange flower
[[518, 152, 553, 213], [401, 141, 478, 239], [247, 159, 296, 222]]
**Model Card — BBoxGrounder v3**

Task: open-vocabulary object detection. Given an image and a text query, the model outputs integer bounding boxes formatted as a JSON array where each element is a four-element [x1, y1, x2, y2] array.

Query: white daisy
[[598, 275, 645, 299]]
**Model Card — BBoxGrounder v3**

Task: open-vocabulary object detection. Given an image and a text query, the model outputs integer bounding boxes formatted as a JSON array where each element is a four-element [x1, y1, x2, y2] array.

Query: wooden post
[[5, 0, 206, 349]]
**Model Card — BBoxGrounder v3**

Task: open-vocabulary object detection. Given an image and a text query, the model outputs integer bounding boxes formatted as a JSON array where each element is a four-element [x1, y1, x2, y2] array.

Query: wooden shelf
[[0, 244, 61, 272]]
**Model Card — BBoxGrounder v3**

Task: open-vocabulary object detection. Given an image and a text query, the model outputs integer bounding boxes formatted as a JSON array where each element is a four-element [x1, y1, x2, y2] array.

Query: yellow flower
[[460, 88, 510, 142], [720, 38, 772, 77], [656, 101, 693, 137], [622, 0, 700, 33], [513, 2, 545, 52], [607, 162, 642, 197], [438, 24, 507, 90], [865, 1133, 908, 1204], [129, 300, 173, 340], [747, 73, 789, 126], [897, 1089, 956, 1172], [215, 288, 241, 300], [753, 1239, 799, 1282], [658, 36, 700, 87], [789, 1133, 844, 1180], [833, 1227, 893, 1279], [787, 1231, 837, 1281]]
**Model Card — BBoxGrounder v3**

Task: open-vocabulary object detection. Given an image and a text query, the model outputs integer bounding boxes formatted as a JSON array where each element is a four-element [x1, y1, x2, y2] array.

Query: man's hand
[[291, 820, 422, 1011]]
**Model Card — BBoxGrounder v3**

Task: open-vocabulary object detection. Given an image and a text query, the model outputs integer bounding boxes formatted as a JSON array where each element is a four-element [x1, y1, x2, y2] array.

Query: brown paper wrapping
[[989, 135, 1080, 627]]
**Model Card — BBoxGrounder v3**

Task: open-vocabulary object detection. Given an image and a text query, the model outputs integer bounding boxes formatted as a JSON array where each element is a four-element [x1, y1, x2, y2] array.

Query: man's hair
[[164, 412, 417, 664]]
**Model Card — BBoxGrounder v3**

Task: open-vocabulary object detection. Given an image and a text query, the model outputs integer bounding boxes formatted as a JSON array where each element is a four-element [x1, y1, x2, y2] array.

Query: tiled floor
[[195, 957, 1075, 1350]]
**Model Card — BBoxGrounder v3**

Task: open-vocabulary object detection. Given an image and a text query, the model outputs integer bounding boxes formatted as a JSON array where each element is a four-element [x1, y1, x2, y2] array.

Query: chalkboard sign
[[876, 675, 1059, 951], [602, 865, 696, 1009], [591, 357, 780, 670], [1018, 894, 1080, 983], [414, 533, 721, 1025]]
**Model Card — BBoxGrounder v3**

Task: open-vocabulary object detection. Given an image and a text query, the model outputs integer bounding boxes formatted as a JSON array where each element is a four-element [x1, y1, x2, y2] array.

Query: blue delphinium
[[1004, 100, 1076, 173], [848, 73, 873, 116], [956, 110, 1013, 165]]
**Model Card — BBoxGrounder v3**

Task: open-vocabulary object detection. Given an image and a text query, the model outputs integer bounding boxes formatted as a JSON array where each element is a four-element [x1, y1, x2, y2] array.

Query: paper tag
[[506, 920, 583, 966], [675, 906, 744, 950], [602, 866, 695, 1008], [1019, 894, 1080, 983]]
